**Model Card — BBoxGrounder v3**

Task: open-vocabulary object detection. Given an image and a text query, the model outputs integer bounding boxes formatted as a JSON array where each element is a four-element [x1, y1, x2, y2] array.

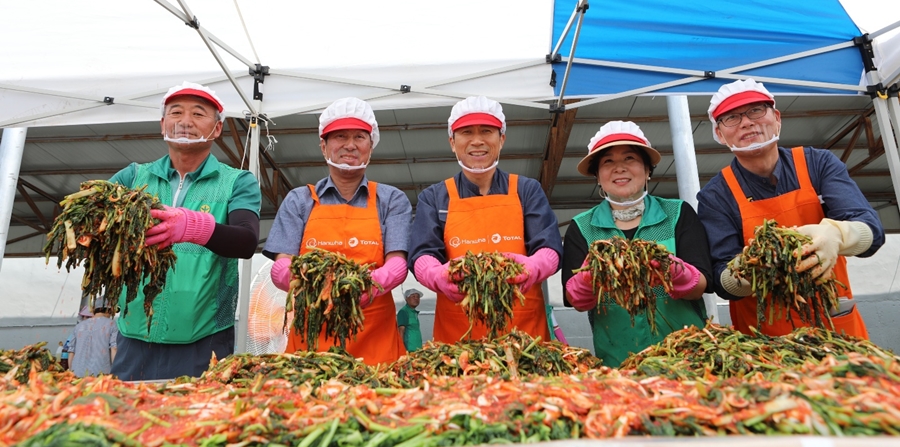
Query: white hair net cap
[[447, 96, 507, 137], [318, 97, 380, 148], [708, 79, 775, 144], [577, 121, 660, 177], [161, 81, 225, 122]]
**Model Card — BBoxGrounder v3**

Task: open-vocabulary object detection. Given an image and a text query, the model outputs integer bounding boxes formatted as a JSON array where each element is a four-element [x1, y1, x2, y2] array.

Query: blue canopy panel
[[552, 0, 866, 96]]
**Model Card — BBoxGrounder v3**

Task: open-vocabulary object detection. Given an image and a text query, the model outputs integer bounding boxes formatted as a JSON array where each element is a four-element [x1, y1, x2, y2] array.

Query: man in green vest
[[109, 81, 262, 381], [397, 288, 424, 351]]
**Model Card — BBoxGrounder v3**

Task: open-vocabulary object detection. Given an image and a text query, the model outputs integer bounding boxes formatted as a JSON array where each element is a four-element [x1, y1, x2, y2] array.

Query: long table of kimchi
[[3, 324, 900, 446]]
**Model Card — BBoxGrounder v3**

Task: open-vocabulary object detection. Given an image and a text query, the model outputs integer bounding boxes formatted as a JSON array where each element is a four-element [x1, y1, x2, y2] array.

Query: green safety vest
[[572, 195, 706, 367], [117, 155, 242, 344]]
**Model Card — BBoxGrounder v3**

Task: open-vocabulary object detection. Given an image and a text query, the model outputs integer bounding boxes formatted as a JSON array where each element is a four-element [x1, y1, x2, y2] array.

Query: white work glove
[[720, 253, 752, 298], [795, 219, 873, 280]]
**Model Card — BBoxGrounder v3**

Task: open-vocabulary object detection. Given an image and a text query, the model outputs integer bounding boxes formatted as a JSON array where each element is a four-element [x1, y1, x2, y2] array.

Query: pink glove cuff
[[371, 256, 408, 294], [182, 209, 216, 246], [413, 255, 441, 286], [668, 257, 701, 299], [414, 255, 464, 302], [565, 272, 596, 312], [270, 257, 293, 292]]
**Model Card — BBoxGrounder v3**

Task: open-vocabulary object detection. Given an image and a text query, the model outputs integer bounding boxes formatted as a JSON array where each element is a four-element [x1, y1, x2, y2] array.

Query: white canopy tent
[[1, 0, 899, 352]]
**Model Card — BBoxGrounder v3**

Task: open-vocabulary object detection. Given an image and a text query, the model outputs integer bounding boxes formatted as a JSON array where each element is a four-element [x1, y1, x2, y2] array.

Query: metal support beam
[[0, 128, 27, 271]]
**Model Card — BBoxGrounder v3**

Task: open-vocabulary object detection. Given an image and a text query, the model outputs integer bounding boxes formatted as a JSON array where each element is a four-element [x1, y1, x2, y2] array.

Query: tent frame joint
[[867, 83, 887, 99], [251, 64, 269, 101], [853, 34, 877, 72], [184, 15, 199, 30], [888, 83, 899, 98], [704, 71, 716, 79], [400, 84, 411, 93], [103, 97, 114, 105]]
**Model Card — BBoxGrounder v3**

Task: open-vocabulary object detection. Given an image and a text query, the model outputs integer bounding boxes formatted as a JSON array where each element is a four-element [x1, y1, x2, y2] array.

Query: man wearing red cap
[[264, 97, 411, 365], [697, 78, 884, 338], [109, 81, 262, 380], [408, 96, 563, 343]]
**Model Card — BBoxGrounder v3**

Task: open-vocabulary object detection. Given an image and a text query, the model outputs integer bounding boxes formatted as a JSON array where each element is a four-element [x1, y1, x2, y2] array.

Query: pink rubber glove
[[146, 205, 216, 249], [665, 254, 701, 299], [504, 248, 560, 294], [554, 326, 569, 345], [270, 257, 293, 292], [414, 255, 465, 303], [565, 261, 596, 311], [360, 256, 408, 308]]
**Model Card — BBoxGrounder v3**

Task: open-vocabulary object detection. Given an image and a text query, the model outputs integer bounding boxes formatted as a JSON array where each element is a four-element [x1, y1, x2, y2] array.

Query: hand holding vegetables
[[565, 263, 595, 311], [663, 255, 701, 299], [795, 218, 873, 280], [270, 257, 293, 291], [361, 256, 408, 308], [503, 248, 559, 293], [414, 255, 465, 302], [145, 205, 216, 248]]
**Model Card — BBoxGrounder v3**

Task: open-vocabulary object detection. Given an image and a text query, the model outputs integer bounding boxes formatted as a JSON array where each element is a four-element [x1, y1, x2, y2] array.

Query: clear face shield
[[163, 121, 218, 145]]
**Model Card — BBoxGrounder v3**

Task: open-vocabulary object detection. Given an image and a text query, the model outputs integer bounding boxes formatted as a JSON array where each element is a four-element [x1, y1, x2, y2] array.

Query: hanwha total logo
[[449, 236, 461, 248], [491, 233, 502, 244], [348, 237, 359, 248], [305, 238, 317, 248]]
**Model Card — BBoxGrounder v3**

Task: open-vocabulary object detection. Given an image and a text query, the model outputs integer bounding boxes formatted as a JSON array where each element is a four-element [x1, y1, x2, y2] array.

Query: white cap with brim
[[404, 288, 423, 299], [318, 97, 380, 148], [448, 96, 507, 137], [161, 81, 225, 122], [576, 120, 660, 177], [708, 78, 775, 144]]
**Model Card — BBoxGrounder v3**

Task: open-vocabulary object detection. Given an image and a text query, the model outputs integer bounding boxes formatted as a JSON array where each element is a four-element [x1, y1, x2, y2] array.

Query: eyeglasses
[[716, 104, 770, 127]]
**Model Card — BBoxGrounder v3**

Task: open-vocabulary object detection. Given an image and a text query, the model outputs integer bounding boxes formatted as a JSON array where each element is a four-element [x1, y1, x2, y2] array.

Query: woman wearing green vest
[[561, 121, 712, 367]]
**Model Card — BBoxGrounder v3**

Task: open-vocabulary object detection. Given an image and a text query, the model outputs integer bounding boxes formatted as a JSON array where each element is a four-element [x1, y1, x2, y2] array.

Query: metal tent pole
[[875, 89, 900, 211], [0, 127, 27, 272], [236, 103, 263, 354], [665, 96, 719, 323]]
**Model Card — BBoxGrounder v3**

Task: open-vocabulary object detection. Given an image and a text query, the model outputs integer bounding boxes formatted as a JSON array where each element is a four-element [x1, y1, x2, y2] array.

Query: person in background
[[408, 96, 563, 343], [397, 288, 424, 351], [69, 297, 118, 378], [264, 97, 411, 365], [109, 81, 262, 380], [562, 121, 711, 366], [61, 305, 92, 369], [696, 78, 884, 338]]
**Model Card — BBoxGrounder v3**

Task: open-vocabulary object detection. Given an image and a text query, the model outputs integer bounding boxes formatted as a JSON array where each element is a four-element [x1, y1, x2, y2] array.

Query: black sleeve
[[561, 222, 590, 308], [674, 202, 714, 293], [205, 209, 260, 259]]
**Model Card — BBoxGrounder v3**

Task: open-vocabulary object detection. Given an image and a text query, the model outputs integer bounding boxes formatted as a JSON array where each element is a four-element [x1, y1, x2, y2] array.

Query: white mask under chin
[[325, 152, 370, 171], [163, 124, 217, 144], [730, 134, 779, 152], [604, 190, 647, 207], [457, 156, 499, 174]]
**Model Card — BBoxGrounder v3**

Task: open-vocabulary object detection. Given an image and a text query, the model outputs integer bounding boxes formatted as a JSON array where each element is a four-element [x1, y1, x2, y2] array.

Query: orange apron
[[433, 174, 551, 343], [722, 147, 868, 338], [285, 182, 405, 364]]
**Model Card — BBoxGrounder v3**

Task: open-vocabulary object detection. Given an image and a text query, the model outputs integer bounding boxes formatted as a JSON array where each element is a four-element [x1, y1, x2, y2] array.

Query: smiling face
[[159, 96, 222, 148], [449, 124, 505, 171], [320, 129, 373, 169], [714, 101, 781, 151], [596, 145, 651, 203]]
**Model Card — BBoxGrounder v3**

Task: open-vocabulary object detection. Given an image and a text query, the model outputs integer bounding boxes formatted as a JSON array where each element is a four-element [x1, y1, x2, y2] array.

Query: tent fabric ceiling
[[551, 0, 871, 97], [2, 0, 900, 259]]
